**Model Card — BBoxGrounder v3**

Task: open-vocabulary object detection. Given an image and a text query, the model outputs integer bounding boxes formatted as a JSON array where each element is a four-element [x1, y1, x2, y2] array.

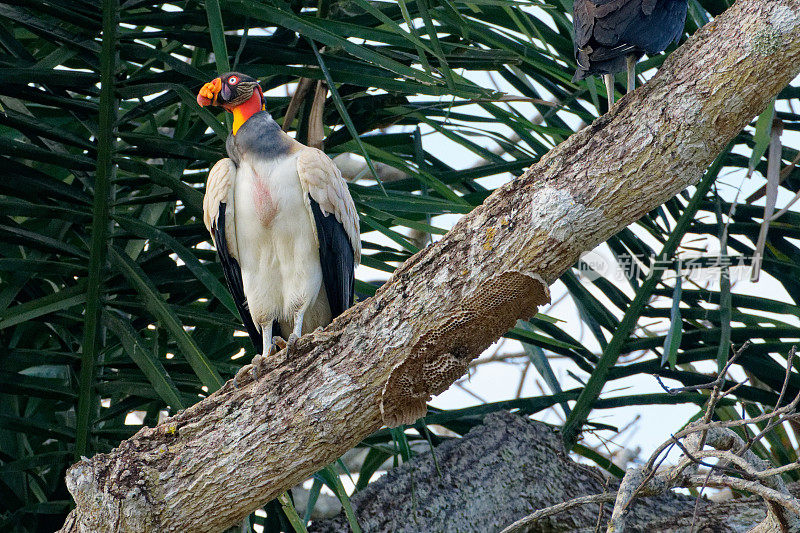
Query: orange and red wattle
[[229, 88, 264, 135]]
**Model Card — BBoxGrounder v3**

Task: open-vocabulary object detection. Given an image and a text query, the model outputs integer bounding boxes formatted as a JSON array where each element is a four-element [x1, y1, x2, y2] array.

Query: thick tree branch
[[309, 412, 686, 533], [60, 1, 800, 531], [311, 412, 800, 533]]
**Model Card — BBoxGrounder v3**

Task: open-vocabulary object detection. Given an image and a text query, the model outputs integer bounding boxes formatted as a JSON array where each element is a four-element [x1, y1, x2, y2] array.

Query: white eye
[[228, 76, 238, 84]]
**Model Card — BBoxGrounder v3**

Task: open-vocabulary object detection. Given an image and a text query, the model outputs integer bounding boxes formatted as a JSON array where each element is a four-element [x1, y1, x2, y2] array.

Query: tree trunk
[[59, 1, 800, 531], [310, 411, 791, 533]]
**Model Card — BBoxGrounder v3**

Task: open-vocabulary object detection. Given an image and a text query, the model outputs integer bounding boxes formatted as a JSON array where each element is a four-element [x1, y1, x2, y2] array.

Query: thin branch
[[498, 493, 617, 533]]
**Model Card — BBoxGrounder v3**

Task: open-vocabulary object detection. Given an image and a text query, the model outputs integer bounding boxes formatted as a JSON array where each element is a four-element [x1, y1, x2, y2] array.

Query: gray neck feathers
[[226, 111, 294, 166]]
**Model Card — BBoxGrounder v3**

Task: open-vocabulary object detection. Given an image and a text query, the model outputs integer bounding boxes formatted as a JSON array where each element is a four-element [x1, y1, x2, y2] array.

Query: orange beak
[[197, 77, 222, 107]]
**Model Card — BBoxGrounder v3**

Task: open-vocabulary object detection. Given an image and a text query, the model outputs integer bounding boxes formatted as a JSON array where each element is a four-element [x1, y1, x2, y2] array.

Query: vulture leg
[[286, 308, 306, 353], [626, 55, 636, 94], [251, 322, 278, 380], [261, 323, 274, 357], [603, 74, 615, 109]]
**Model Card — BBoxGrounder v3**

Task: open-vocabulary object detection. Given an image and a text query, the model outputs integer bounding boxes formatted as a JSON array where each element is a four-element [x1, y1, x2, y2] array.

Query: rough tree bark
[[310, 412, 790, 533], [59, 1, 800, 531]]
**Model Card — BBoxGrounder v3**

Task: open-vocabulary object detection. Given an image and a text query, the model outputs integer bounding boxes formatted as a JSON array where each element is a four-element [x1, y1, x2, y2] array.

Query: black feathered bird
[[573, 0, 688, 106]]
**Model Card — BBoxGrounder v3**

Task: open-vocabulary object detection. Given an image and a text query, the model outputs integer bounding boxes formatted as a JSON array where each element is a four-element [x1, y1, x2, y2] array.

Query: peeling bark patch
[[380, 271, 549, 427], [432, 263, 450, 286], [529, 186, 605, 243], [304, 365, 360, 438]]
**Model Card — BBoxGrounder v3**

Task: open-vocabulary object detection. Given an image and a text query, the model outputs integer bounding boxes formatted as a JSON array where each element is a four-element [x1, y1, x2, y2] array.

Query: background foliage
[[1, 0, 799, 531]]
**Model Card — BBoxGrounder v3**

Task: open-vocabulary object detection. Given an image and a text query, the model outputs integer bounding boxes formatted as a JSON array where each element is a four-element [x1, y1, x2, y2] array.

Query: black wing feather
[[618, 0, 686, 55], [213, 202, 272, 354], [309, 197, 355, 319], [573, 0, 687, 80]]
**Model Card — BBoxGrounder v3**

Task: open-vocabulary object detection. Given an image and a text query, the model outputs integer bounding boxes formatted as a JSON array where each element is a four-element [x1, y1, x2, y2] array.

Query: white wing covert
[[203, 157, 264, 353], [296, 147, 360, 318]]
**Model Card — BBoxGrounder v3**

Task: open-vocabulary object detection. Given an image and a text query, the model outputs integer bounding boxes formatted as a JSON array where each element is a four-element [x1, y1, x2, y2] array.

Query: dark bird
[[197, 73, 360, 363], [572, 0, 688, 106]]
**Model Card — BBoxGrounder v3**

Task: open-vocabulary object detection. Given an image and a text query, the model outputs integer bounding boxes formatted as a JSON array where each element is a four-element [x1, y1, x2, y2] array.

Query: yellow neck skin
[[230, 91, 264, 135]]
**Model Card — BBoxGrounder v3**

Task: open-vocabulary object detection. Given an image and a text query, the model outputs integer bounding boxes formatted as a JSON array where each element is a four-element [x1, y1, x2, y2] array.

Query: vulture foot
[[248, 353, 267, 381], [232, 364, 250, 389], [285, 333, 300, 355], [232, 353, 264, 388], [272, 336, 287, 352], [232, 337, 289, 387]]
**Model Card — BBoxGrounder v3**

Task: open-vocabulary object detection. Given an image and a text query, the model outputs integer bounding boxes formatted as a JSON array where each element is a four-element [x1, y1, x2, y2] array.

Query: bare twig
[[498, 493, 617, 533], [593, 478, 610, 533], [685, 474, 800, 515], [653, 340, 749, 396], [607, 343, 800, 532]]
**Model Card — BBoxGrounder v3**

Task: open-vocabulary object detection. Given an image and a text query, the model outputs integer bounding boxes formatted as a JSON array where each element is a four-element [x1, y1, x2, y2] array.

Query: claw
[[245, 336, 288, 383], [286, 333, 300, 354], [273, 336, 287, 351], [233, 362, 253, 389], [260, 336, 285, 357], [250, 354, 265, 380]]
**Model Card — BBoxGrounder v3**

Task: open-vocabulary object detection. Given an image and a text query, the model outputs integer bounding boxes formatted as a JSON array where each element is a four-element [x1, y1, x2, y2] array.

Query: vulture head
[[197, 72, 265, 134]]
